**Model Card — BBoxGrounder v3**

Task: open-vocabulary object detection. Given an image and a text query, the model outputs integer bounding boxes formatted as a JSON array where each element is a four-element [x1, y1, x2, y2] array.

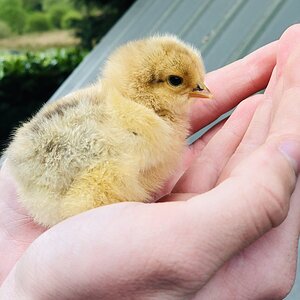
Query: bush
[[71, 0, 135, 49], [0, 0, 27, 34], [61, 10, 82, 29], [48, 4, 69, 29], [26, 12, 52, 32], [0, 21, 12, 39], [22, 0, 43, 11], [0, 48, 86, 151], [43, 0, 72, 10]]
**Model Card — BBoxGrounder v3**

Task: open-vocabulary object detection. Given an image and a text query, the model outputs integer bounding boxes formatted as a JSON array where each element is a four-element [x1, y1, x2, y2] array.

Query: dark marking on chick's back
[[45, 140, 55, 153], [44, 110, 54, 120], [43, 100, 79, 120], [31, 122, 40, 133]]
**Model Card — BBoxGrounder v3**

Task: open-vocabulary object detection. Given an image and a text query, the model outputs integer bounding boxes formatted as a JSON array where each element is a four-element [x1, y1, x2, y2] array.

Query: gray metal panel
[[51, 0, 300, 101], [204, 0, 284, 70], [248, 0, 300, 52], [48, 1, 300, 298]]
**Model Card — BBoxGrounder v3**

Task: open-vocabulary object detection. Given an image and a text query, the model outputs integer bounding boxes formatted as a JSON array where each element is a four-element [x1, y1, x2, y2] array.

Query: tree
[[22, 0, 43, 11], [0, 0, 27, 33], [42, 0, 73, 11], [48, 4, 69, 29], [71, 0, 135, 49], [0, 20, 12, 38], [26, 12, 52, 32]]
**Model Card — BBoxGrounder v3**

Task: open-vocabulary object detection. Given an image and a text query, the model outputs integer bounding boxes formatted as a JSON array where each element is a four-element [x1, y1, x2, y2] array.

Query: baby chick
[[5, 35, 211, 227]]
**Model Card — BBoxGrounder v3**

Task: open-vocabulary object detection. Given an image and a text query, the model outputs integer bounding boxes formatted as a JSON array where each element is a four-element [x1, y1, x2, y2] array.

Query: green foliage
[[48, 4, 69, 28], [61, 10, 82, 29], [0, 0, 132, 46], [0, 21, 12, 39], [71, 0, 135, 49], [42, 0, 72, 10], [26, 12, 52, 32], [0, 0, 27, 33], [23, 0, 43, 11], [0, 48, 86, 150]]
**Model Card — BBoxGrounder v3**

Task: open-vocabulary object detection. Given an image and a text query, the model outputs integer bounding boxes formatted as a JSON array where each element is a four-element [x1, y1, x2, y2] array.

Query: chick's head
[[102, 35, 211, 121]]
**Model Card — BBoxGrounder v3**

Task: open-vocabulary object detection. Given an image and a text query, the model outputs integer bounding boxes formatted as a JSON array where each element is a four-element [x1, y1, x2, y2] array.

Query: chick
[[5, 35, 211, 227]]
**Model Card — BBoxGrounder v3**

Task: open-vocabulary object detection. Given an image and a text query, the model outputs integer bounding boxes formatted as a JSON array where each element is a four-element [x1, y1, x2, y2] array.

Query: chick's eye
[[168, 75, 183, 87]]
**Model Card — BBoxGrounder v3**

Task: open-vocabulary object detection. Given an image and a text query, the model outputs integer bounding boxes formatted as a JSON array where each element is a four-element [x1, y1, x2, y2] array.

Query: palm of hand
[[176, 29, 300, 298], [1, 25, 300, 299], [177, 28, 300, 298]]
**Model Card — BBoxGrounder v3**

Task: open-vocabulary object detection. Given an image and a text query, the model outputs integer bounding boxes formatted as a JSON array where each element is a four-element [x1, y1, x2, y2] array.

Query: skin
[[1, 24, 300, 299]]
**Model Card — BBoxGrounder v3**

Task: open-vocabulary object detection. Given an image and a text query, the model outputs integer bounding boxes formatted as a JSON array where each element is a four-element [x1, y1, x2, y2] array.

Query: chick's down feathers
[[6, 35, 210, 227]]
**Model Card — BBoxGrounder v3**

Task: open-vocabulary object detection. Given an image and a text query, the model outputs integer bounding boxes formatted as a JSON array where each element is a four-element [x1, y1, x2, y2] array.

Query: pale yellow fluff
[[6, 35, 208, 227]]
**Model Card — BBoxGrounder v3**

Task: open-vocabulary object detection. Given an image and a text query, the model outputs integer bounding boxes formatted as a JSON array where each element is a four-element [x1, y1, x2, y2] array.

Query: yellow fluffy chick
[[6, 35, 211, 227]]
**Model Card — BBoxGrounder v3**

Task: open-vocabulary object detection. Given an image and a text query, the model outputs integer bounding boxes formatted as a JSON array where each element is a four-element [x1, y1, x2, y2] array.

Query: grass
[[0, 30, 80, 51]]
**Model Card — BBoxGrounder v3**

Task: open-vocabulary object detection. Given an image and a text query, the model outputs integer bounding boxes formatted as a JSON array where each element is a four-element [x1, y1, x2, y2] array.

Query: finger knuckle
[[254, 179, 289, 228]]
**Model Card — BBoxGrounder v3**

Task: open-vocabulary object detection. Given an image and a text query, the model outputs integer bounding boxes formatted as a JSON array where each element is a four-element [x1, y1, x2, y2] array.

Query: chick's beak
[[189, 83, 213, 99]]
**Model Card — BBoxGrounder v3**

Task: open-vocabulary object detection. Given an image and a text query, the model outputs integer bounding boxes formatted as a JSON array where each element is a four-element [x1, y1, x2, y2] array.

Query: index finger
[[191, 41, 277, 133]]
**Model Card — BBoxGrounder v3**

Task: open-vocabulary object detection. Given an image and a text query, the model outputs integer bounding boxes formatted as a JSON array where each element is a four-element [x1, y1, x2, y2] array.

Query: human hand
[[174, 24, 300, 299], [1, 25, 299, 299]]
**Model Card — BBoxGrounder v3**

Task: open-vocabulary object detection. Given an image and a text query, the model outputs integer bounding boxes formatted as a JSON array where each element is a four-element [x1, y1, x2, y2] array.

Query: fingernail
[[279, 141, 300, 173]]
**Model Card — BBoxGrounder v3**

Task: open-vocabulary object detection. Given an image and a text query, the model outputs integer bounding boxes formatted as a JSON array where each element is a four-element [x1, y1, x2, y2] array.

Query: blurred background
[[0, 0, 134, 152], [1, 0, 300, 298]]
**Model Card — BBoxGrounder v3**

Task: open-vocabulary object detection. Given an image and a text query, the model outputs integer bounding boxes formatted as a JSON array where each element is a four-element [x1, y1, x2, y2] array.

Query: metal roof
[[51, 1, 300, 298], [50, 0, 300, 100]]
